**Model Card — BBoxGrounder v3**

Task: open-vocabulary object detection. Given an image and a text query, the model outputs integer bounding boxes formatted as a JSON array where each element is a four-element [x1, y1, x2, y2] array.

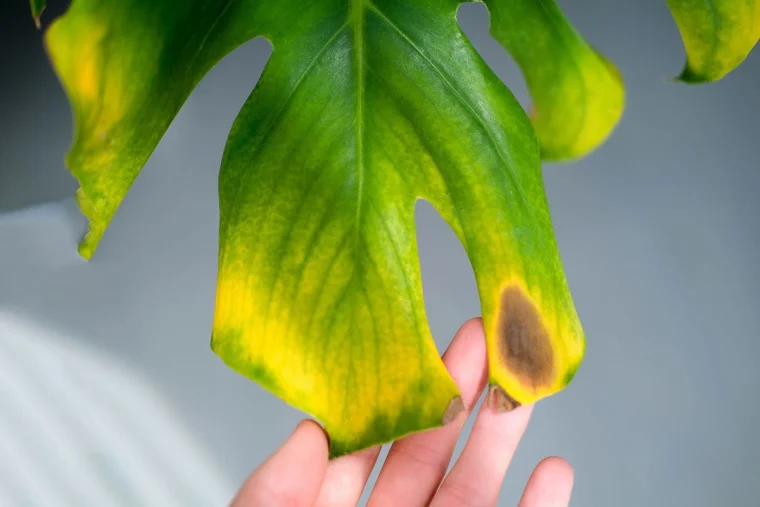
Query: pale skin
[[232, 318, 574, 507]]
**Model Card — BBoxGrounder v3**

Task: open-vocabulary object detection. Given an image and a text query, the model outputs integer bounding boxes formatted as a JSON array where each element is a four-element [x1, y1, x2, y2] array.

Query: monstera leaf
[[667, 0, 760, 82], [31, 0, 756, 457], [483, 0, 625, 161]]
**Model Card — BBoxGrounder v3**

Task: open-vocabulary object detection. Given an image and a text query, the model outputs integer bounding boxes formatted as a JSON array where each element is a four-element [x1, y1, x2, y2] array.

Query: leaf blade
[[213, 4, 460, 456], [43, 0, 264, 257], [45, 0, 585, 456], [482, 0, 625, 161], [667, 0, 760, 83], [213, 0, 584, 455]]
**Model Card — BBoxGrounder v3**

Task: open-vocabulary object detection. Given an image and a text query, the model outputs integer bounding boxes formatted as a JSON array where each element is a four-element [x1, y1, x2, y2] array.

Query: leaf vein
[[367, 1, 530, 208]]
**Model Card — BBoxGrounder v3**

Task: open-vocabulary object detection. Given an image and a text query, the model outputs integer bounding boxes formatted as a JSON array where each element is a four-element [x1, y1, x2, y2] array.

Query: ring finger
[[430, 395, 533, 507]]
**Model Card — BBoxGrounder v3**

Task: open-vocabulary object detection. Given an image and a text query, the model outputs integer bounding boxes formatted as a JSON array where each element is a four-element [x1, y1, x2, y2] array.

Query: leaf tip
[[76, 234, 97, 260], [534, 56, 626, 162], [673, 64, 712, 85], [30, 1, 46, 29], [72, 179, 107, 260], [442, 395, 465, 425], [487, 384, 521, 413], [486, 278, 585, 409]]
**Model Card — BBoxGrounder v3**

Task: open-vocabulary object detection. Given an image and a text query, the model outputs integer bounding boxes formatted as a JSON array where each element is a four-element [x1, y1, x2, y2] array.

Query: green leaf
[[45, 0, 262, 258], [29, 0, 46, 28], [44, 0, 585, 457], [482, 0, 625, 161], [667, 0, 760, 82]]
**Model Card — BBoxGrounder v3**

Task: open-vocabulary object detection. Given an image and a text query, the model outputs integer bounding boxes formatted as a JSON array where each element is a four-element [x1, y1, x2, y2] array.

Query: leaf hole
[[456, 2, 530, 111], [414, 200, 479, 355]]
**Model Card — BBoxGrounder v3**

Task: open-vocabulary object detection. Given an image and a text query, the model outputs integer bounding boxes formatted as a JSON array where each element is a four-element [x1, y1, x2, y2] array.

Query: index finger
[[231, 420, 328, 507]]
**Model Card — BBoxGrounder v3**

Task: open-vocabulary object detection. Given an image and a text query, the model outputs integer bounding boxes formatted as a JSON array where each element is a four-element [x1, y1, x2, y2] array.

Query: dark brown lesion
[[497, 286, 555, 390]]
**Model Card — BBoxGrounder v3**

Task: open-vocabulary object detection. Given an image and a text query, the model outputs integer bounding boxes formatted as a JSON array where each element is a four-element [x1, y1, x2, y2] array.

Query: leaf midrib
[[350, 0, 529, 232], [364, 2, 530, 210], [242, 0, 528, 240], [351, 0, 366, 241]]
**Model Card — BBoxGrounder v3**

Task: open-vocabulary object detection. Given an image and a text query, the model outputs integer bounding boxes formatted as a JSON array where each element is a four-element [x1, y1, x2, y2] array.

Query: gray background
[[2, 0, 759, 505]]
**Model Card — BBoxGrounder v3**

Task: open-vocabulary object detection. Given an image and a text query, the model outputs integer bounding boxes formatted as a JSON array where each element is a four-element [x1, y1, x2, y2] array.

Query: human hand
[[231, 319, 574, 506]]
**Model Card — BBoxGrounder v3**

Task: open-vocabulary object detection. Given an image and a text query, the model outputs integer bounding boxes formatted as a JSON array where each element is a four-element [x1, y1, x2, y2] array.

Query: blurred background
[[1, 0, 759, 505]]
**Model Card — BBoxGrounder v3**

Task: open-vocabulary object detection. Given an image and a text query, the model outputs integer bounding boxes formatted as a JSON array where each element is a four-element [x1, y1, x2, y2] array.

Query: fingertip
[[519, 455, 574, 507], [295, 419, 330, 454], [276, 419, 329, 465], [452, 317, 485, 348], [536, 456, 574, 482], [232, 419, 329, 506]]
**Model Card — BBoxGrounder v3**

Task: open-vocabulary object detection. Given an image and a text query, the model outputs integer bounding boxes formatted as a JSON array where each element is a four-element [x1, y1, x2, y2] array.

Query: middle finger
[[367, 318, 489, 507]]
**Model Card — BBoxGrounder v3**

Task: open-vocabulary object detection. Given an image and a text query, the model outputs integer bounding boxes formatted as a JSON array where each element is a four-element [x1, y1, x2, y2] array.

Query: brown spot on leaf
[[498, 286, 555, 389], [488, 385, 521, 412], [442, 395, 465, 425]]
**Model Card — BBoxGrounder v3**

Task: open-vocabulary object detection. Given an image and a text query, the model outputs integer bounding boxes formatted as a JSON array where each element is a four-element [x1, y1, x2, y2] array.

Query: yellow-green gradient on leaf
[[43, 0, 261, 258], [482, 0, 625, 161], [40, 0, 585, 457], [667, 0, 760, 83]]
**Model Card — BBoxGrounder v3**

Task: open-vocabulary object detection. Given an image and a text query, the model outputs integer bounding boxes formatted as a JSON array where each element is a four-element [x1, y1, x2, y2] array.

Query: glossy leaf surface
[[667, 0, 760, 82], [41, 0, 585, 456], [483, 0, 625, 160]]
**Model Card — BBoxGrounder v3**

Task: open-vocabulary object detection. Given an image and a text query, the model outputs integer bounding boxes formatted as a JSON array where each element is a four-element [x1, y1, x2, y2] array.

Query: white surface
[[0, 310, 234, 506]]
